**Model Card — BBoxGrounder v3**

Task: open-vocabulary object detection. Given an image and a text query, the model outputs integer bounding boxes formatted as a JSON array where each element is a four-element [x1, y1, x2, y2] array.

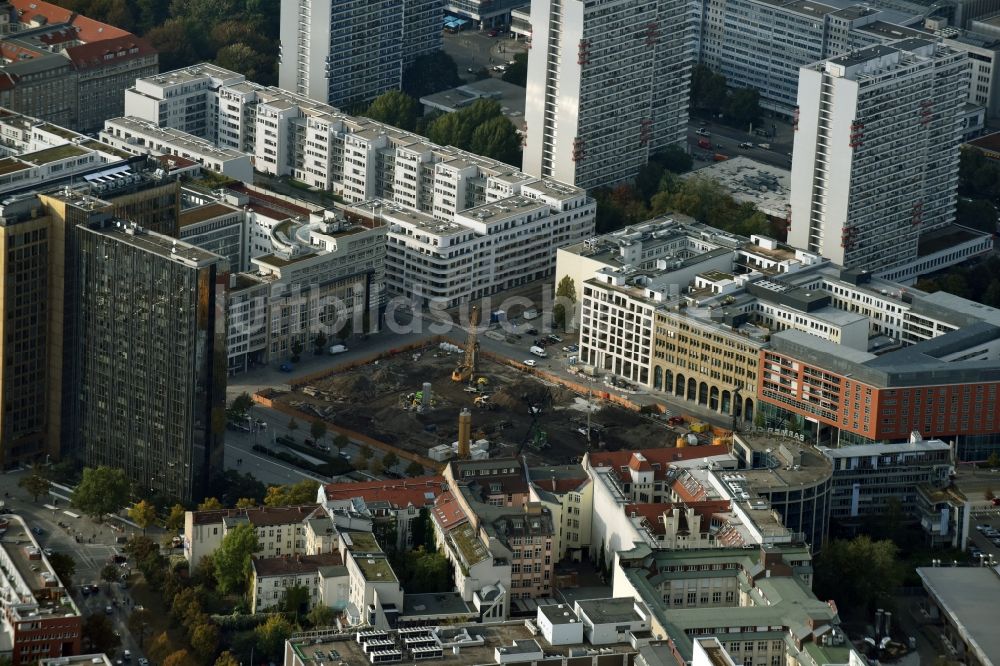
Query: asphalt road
[[0, 470, 151, 663], [442, 30, 527, 82], [688, 122, 793, 170]]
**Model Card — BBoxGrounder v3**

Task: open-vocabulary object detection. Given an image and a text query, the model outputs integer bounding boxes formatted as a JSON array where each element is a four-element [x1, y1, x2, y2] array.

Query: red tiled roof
[[625, 500, 732, 535], [65, 36, 155, 70], [190, 504, 321, 526], [322, 475, 445, 509], [68, 14, 129, 41], [226, 182, 313, 217], [252, 552, 344, 577], [628, 453, 653, 472], [10, 0, 72, 26], [431, 491, 469, 531], [533, 476, 587, 494], [589, 445, 727, 482], [1, 42, 42, 62]]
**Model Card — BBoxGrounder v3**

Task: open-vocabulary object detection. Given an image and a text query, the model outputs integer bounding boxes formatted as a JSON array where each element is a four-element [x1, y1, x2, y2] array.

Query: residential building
[[277, 0, 443, 107], [337, 531, 404, 629], [183, 504, 330, 568], [319, 476, 446, 552], [917, 565, 1000, 666], [0, 0, 157, 133], [820, 433, 953, 522], [0, 515, 82, 665], [124, 64, 596, 307], [526, 464, 592, 561], [250, 553, 347, 613], [100, 117, 254, 183], [75, 214, 227, 502], [789, 40, 970, 275], [614, 545, 864, 666], [40, 657, 111, 666], [523, 0, 693, 189]]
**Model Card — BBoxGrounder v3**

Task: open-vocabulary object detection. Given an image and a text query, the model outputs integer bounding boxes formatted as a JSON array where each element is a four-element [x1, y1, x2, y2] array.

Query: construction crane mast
[[451, 305, 480, 383]]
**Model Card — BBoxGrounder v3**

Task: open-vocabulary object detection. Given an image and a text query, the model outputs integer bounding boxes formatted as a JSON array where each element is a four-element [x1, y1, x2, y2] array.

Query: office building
[[820, 433, 953, 522], [917, 565, 1000, 666], [447, 0, 529, 27], [76, 215, 228, 502], [0, 0, 157, 133], [277, 0, 442, 107], [789, 40, 969, 274], [523, 0, 693, 189], [0, 515, 82, 665]]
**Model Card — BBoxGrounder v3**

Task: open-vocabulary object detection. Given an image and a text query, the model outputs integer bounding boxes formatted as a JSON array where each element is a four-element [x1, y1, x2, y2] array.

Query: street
[[688, 119, 794, 170], [441, 30, 527, 82], [0, 469, 152, 663]]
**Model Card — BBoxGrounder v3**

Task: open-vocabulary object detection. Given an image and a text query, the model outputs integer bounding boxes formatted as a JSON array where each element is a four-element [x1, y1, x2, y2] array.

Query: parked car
[[280, 362, 293, 372], [328, 344, 348, 355], [738, 141, 752, 149], [696, 128, 710, 136], [105, 606, 113, 615], [523, 359, 537, 367], [488, 28, 500, 36]]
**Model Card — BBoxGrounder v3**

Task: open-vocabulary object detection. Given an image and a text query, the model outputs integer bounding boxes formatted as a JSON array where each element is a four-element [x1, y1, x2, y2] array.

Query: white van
[[530, 346, 547, 357], [523, 308, 539, 320], [328, 344, 348, 355]]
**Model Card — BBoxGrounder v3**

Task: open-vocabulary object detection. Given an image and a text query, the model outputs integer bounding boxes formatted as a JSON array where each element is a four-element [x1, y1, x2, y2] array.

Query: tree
[[310, 420, 327, 444], [166, 503, 186, 531], [501, 52, 528, 87], [49, 552, 76, 587], [128, 608, 154, 647], [813, 536, 901, 615], [148, 632, 173, 663], [333, 434, 350, 455], [197, 497, 223, 511], [129, 500, 158, 535], [214, 652, 240, 666], [82, 613, 121, 653], [214, 469, 267, 507], [254, 614, 294, 660], [405, 461, 425, 477], [171, 587, 203, 625], [19, 467, 50, 502], [281, 584, 311, 617], [72, 466, 129, 521], [306, 604, 337, 628], [291, 340, 303, 362], [228, 392, 253, 420], [690, 64, 728, 115], [264, 479, 320, 506], [215, 42, 273, 83], [469, 115, 522, 166], [312, 330, 328, 355], [163, 649, 197, 666], [213, 523, 259, 595], [382, 451, 399, 472], [393, 547, 452, 593], [402, 50, 462, 98], [190, 622, 221, 660], [235, 497, 257, 508], [359, 444, 372, 463], [957, 198, 998, 235], [553, 275, 577, 330], [100, 563, 119, 591], [724, 87, 761, 128], [364, 90, 419, 131], [652, 145, 693, 174], [986, 452, 1000, 469], [146, 18, 202, 71], [369, 457, 385, 475]]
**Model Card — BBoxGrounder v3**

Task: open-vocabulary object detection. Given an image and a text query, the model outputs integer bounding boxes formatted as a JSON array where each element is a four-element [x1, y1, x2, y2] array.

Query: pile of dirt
[[595, 406, 645, 428], [325, 374, 376, 400], [492, 380, 554, 411], [371, 366, 397, 387], [373, 406, 418, 434]]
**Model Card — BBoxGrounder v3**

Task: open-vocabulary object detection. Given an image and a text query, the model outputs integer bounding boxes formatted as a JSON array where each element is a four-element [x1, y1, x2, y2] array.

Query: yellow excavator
[[452, 305, 481, 383]]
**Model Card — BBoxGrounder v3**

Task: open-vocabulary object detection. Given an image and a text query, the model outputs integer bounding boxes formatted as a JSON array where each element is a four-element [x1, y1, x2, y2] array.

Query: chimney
[[458, 409, 472, 459]]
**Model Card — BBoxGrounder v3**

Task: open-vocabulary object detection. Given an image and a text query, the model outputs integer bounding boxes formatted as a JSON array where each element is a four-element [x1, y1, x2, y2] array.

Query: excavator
[[451, 305, 481, 383]]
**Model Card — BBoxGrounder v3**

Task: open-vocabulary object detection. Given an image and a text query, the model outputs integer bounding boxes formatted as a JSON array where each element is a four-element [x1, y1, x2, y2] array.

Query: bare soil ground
[[276, 343, 679, 465]]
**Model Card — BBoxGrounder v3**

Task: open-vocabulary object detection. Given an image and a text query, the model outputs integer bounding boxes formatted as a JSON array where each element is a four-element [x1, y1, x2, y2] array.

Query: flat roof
[[576, 597, 643, 625], [178, 202, 239, 228], [538, 604, 580, 625], [351, 553, 396, 582], [403, 592, 474, 618], [344, 530, 382, 553], [917, 566, 1000, 665], [820, 438, 951, 458], [21, 143, 89, 165]]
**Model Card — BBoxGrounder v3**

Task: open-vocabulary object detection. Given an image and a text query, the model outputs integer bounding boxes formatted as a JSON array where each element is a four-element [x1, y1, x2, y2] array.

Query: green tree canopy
[[553, 275, 577, 330], [166, 503, 186, 531], [365, 90, 419, 131], [18, 468, 50, 502], [214, 652, 240, 666], [652, 145, 693, 174], [813, 536, 902, 615], [691, 64, 728, 115], [501, 52, 528, 87], [402, 50, 462, 98], [264, 479, 320, 506], [129, 500, 158, 535], [128, 608, 155, 647], [72, 466, 129, 522], [214, 469, 267, 507], [957, 198, 998, 235], [228, 392, 253, 419], [382, 451, 400, 471], [49, 552, 76, 588], [469, 115, 522, 166], [82, 613, 121, 653], [405, 461, 425, 477], [253, 615, 294, 661], [213, 523, 259, 595], [724, 87, 762, 128], [190, 621, 221, 660], [197, 497, 223, 511], [216, 43, 274, 84], [310, 420, 328, 443], [306, 604, 337, 628]]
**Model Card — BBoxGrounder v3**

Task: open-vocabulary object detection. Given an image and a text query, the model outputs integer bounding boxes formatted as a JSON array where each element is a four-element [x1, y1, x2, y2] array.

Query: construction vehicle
[[474, 395, 495, 410], [452, 305, 481, 383]]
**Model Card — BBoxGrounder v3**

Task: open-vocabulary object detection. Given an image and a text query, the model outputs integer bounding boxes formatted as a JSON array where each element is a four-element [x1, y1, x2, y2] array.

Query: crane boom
[[451, 305, 480, 382]]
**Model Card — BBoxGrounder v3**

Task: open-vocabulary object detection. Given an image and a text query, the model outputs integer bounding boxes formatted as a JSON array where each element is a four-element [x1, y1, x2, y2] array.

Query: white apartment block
[[126, 65, 596, 307], [125, 64, 243, 139], [278, 0, 442, 108], [250, 553, 348, 613], [523, 0, 693, 190], [100, 117, 253, 183], [789, 39, 969, 274]]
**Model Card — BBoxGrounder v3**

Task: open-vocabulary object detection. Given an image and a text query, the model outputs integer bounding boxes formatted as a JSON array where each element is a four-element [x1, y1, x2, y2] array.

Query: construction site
[[271, 309, 688, 466]]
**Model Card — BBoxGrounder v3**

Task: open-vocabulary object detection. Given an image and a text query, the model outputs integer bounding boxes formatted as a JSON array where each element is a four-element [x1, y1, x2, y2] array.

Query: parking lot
[[968, 508, 1000, 564]]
